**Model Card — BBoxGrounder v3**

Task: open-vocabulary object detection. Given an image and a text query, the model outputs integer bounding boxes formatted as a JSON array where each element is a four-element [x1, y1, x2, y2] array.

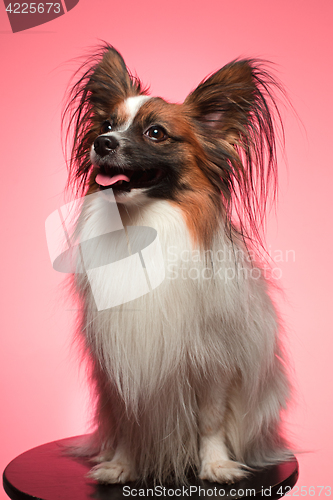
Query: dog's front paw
[[88, 461, 137, 484], [199, 460, 247, 484]]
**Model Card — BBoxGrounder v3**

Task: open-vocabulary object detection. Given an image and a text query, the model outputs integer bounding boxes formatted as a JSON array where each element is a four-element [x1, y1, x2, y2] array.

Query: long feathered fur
[[73, 197, 290, 483], [63, 45, 292, 485]]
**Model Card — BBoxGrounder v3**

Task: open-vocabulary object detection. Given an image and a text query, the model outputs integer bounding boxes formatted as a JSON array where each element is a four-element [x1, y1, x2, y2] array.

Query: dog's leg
[[198, 380, 247, 484], [87, 386, 137, 484], [88, 435, 138, 484]]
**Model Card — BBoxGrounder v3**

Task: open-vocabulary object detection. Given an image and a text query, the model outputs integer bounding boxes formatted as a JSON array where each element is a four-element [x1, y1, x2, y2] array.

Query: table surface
[[3, 436, 298, 499]]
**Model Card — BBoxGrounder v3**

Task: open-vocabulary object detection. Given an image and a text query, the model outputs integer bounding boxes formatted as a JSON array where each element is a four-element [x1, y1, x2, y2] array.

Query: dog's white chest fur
[[77, 197, 221, 396], [74, 194, 288, 483], [77, 193, 276, 397]]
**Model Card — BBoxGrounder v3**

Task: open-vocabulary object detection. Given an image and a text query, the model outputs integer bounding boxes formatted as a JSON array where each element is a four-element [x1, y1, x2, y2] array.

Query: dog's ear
[[184, 59, 282, 246], [86, 46, 141, 118], [184, 59, 272, 144], [64, 46, 146, 193]]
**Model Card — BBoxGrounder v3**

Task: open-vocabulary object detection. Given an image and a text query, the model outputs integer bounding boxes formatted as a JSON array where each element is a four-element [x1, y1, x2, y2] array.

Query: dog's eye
[[100, 121, 113, 134], [144, 126, 168, 142]]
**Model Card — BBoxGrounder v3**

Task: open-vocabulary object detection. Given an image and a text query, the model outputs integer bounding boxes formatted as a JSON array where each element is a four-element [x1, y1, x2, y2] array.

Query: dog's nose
[[94, 135, 119, 157]]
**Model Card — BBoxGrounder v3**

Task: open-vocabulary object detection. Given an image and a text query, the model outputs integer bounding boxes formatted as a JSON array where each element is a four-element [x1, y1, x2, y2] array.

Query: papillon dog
[[63, 45, 291, 485]]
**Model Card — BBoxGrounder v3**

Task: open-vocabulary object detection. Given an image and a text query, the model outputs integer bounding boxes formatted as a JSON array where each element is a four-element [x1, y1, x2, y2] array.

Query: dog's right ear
[[63, 45, 145, 193], [86, 46, 142, 118]]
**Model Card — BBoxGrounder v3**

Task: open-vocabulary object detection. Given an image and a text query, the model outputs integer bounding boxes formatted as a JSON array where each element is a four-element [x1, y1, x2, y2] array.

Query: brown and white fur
[[64, 45, 291, 485]]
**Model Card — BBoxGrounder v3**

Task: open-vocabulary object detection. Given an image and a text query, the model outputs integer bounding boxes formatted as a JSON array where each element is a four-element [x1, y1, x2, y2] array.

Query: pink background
[[1, 0, 332, 496]]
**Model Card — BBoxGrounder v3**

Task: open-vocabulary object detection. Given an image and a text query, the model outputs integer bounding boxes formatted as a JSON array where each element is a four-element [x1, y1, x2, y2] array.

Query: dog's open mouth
[[95, 168, 164, 191]]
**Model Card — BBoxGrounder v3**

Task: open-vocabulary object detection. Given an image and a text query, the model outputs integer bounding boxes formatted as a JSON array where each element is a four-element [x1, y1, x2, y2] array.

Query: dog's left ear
[[184, 59, 281, 244], [184, 59, 270, 144]]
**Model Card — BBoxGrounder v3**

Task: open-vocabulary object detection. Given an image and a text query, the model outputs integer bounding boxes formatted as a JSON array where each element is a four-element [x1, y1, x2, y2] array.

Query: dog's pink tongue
[[95, 173, 130, 186]]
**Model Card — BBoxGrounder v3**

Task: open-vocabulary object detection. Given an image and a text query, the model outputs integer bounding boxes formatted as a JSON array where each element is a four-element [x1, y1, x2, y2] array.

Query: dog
[[63, 45, 291, 485]]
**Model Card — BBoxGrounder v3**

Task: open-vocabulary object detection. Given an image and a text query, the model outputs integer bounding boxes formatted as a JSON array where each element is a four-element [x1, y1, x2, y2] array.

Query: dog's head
[[64, 45, 281, 245]]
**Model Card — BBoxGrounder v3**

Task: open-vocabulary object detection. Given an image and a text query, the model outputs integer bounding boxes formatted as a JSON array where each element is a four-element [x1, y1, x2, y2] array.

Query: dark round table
[[3, 436, 298, 499]]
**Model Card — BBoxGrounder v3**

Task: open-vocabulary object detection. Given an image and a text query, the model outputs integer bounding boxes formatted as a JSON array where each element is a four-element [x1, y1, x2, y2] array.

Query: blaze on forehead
[[125, 97, 191, 134], [106, 96, 151, 130]]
